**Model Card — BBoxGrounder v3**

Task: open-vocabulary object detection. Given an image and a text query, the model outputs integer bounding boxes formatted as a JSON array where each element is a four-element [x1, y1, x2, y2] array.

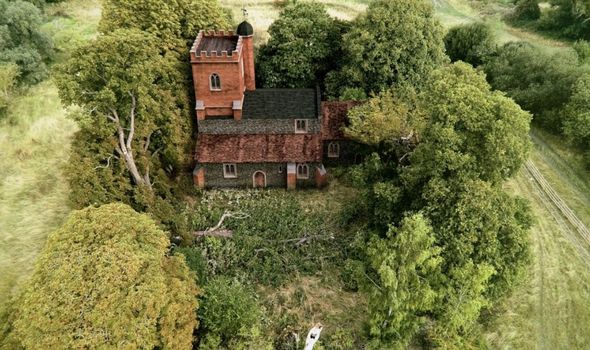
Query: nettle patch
[[179, 190, 351, 286]]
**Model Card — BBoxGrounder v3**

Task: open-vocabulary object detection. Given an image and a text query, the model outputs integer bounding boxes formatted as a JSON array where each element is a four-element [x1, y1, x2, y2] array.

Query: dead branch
[[126, 92, 136, 151], [192, 210, 249, 238], [94, 154, 116, 170], [194, 229, 233, 238], [278, 234, 333, 246]]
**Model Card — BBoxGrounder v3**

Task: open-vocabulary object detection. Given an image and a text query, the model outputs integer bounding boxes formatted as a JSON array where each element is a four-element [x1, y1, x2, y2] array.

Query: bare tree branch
[[126, 92, 136, 150]]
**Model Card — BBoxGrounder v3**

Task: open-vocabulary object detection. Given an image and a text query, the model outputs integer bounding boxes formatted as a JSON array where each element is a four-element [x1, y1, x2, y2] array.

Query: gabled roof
[[196, 134, 322, 163], [242, 89, 320, 119]]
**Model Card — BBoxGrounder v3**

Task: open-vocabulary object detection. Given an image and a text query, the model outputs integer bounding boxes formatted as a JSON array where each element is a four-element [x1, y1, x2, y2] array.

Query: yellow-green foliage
[[9, 203, 198, 349], [99, 0, 231, 50]]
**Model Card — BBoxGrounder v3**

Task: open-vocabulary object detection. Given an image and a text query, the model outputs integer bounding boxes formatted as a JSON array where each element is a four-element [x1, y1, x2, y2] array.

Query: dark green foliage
[[0, 0, 53, 85], [330, 0, 446, 97], [484, 42, 590, 129], [256, 2, 346, 89], [513, 0, 541, 21], [562, 74, 590, 166], [199, 276, 270, 349], [444, 22, 496, 66], [8, 204, 199, 349], [55, 30, 191, 234], [99, 0, 231, 51], [349, 63, 532, 346], [511, 0, 590, 40], [190, 191, 346, 286]]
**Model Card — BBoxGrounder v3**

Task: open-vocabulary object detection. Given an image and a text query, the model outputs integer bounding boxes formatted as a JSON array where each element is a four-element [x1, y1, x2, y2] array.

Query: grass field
[[0, 0, 101, 313]]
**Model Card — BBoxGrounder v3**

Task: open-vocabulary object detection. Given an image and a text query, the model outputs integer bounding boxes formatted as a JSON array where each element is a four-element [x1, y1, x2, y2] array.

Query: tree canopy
[[484, 42, 589, 129], [348, 62, 532, 347], [55, 29, 191, 231], [330, 0, 446, 97], [444, 22, 496, 67], [366, 214, 442, 348], [256, 2, 346, 89], [99, 0, 231, 51], [0, 0, 53, 85], [9, 203, 199, 349]]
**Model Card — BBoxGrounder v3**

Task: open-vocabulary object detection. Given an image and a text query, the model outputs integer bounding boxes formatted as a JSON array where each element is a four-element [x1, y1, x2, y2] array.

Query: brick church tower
[[191, 21, 356, 189], [189, 21, 255, 120]]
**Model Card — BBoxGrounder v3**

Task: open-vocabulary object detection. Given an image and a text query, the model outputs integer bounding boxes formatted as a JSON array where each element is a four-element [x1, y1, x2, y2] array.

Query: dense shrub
[[199, 276, 271, 349], [484, 42, 590, 129], [513, 0, 541, 21], [444, 22, 496, 67], [0, 0, 53, 85], [8, 204, 199, 349]]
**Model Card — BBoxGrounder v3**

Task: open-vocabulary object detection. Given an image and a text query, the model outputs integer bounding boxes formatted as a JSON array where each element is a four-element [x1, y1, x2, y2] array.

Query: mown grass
[[0, 0, 101, 314]]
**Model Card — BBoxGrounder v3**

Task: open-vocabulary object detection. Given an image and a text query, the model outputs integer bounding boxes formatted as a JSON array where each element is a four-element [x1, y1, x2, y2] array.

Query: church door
[[253, 171, 266, 188]]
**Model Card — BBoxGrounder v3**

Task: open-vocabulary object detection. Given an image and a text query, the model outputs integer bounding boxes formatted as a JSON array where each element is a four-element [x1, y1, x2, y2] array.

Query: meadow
[[0, 0, 101, 314], [1, 0, 589, 348]]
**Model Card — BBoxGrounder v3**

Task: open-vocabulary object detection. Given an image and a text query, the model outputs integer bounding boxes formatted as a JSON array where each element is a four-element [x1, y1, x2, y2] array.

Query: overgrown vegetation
[[3, 0, 590, 349], [509, 0, 590, 40], [4, 204, 198, 349]]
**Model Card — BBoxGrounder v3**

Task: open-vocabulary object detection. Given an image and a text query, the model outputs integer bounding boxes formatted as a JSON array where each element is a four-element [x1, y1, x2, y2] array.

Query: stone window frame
[[294, 119, 308, 134], [328, 142, 340, 158], [297, 163, 309, 179], [210, 73, 221, 91], [223, 163, 237, 178]]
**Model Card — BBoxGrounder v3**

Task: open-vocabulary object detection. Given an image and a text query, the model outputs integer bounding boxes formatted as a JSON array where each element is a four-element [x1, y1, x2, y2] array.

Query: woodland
[[1, 0, 589, 349]]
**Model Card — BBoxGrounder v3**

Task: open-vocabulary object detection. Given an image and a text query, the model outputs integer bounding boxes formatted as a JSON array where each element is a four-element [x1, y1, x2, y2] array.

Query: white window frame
[[210, 73, 221, 91], [297, 163, 309, 179], [223, 163, 237, 178], [294, 119, 308, 134], [328, 142, 340, 158]]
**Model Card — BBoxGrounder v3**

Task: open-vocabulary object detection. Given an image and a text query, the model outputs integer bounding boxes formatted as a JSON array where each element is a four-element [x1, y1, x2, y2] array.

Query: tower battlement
[[190, 31, 243, 62]]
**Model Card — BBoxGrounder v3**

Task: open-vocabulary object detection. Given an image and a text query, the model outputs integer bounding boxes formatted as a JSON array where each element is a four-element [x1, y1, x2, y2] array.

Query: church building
[[191, 21, 357, 189]]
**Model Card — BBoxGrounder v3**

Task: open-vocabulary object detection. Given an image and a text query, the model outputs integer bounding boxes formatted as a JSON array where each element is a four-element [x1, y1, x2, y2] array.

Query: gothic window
[[210, 73, 221, 91], [223, 163, 237, 178], [297, 164, 309, 179], [328, 142, 340, 158], [295, 119, 308, 133]]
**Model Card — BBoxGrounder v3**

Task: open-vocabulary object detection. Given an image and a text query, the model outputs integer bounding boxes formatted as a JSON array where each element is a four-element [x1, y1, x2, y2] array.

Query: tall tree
[[256, 2, 346, 88], [366, 214, 442, 348], [8, 203, 199, 349], [349, 63, 532, 346], [99, 0, 231, 51], [0, 0, 53, 84], [330, 0, 446, 97]]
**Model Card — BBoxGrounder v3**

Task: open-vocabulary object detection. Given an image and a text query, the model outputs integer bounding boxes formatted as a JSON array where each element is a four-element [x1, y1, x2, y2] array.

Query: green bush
[[513, 0, 541, 21], [444, 22, 496, 67], [0, 0, 53, 85], [199, 276, 267, 347]]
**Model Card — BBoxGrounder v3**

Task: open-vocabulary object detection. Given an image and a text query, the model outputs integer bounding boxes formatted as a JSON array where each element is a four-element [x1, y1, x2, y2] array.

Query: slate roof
[[196, 134, 322, 163], [242, 89, 320, 119], [196, 36, 238, 55]]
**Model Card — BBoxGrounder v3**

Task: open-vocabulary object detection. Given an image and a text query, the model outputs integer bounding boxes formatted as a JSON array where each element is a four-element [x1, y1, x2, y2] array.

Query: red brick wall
[[192, 60, 245, 117], [242, 35, 256, 91]]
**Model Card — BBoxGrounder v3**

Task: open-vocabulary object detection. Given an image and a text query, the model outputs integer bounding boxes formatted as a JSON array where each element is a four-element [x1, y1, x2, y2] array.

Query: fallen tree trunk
[[193, 229, 233, 238]]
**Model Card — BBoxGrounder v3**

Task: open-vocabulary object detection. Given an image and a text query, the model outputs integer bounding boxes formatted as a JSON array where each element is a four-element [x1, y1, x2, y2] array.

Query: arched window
[[210, 73, 221, 91], [297, 164, 309, 179], [328, 142, 340, 158]]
